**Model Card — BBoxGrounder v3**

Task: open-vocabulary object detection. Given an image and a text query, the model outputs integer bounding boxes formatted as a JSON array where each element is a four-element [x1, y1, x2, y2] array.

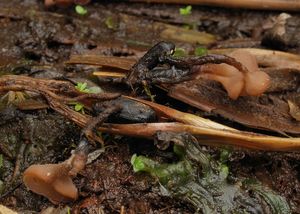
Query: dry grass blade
[[129, 0, 300, 11], [1, 75, 300, 151], [210, 48, 300, 70], [66, 55, 135, 71], [124, 96, 235, 131], [99, 122, 300, 151], [0, 205, 17, 214], [93, 71, 125, 78], [87, 49, 300, 75], [158, 24, 216, 44], [121, 13, 217, 45]]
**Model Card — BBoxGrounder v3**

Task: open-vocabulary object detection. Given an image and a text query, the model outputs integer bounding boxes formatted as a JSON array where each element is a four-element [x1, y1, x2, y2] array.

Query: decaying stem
[[129, 0, 300, 11], [0, 75, 300, 151]]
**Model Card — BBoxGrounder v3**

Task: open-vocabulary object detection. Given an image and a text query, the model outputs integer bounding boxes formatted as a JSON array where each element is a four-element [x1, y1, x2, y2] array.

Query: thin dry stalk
[[210, 48, 300, 70], [1, 75, 300, 151], [66, 55, 135, 71], [124, 96, 235, 130], [98, 122, 300, 151], [129, 0, 300, 11]]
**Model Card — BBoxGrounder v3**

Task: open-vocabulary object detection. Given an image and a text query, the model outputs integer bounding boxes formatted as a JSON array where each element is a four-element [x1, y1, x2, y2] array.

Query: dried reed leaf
[[129, 0, 300, 11], [210, 48, 300, 70]]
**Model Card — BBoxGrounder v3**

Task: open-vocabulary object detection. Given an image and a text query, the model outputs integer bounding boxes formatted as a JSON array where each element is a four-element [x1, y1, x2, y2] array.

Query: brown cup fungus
[[198, 50, 270, 99], [23, 147, 88, 204]]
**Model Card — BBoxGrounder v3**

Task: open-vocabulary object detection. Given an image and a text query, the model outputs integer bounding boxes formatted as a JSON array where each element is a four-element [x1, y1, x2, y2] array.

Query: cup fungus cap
[[23, 139, 89, 204], [23, 163, 78, 204], [198, 50, 270, 99], [230, 50, 270, 97], [244, 71, 270, 96], [199, 64, 244, 100]]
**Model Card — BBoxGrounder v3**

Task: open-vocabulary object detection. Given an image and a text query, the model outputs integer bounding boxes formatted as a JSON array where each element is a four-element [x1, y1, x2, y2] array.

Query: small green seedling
[[73, 82, 87, 113], [75, 5, 87, 15], [75, 82, 102, 94], [75, 82, 90, 93], [179, 5, 192, 16], [194, 46, 208, 56], [74, 103, 85, 113], [105, 16, 118, 30], [73, 82, 102, 113], [143, 84, 155, 102], [173, 48, 186, 57]]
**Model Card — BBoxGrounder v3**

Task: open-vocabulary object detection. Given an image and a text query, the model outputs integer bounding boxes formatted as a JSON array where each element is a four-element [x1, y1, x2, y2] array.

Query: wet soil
[[0, 1, 299, 213]]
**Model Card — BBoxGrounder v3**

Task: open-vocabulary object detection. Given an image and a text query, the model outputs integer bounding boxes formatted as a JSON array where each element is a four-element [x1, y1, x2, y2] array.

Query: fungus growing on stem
[[197, 50, 270, 99], [23, 139, 89, 204]]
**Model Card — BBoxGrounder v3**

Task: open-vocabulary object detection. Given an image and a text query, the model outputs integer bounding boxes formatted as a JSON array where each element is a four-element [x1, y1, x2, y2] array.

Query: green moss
[[247, 182, 291, 214], [131, 133, 291, 213]]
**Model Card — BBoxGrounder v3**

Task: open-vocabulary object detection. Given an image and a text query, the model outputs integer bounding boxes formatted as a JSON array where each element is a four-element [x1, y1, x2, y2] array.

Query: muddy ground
[[0, 0, 299, 213]]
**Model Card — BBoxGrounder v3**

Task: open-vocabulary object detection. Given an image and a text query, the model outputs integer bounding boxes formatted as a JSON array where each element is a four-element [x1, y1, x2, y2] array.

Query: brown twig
[[129, 0, 300, 11], [82, 105, 122, 145], [1, 75, 300, 151], [11, 143, 26, 182]]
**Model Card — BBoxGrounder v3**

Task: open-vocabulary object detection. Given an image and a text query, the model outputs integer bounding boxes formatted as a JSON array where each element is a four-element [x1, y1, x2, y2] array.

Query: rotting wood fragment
[[167, 78, 300, 134]]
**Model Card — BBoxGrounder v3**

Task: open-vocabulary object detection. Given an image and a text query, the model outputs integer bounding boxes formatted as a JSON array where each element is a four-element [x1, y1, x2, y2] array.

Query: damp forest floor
[[0, 1, 299, 213]]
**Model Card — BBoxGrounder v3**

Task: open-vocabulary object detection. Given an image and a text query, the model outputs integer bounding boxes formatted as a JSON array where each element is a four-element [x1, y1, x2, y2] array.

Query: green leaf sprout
[[75, 5, 88, 15], [143, 84, 155, 102], [179, 5, 192, 16], [131, 154, 145, 172], [73, 82, 102, 114], [105, 16, 118, 30], [173, 48, 186, 57], [194, 46, 208, 56], [74, 103, 85, 113], [75, 82, 102, 94], [74, 103, 84, 111], [75, 82, 91, 93]]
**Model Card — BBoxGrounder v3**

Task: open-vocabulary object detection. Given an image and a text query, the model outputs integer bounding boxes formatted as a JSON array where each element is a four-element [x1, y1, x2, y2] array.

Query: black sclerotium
[[93, 97, 157, 124], [125, 41, 175, 86], [127, 41, 250, 85], [103, 41, 249, 86]]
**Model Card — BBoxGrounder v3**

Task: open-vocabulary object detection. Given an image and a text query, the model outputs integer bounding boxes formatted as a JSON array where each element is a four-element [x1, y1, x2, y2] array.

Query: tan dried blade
[[129, 0, 300, 11], [66, 55, 135, 71], [124, 96, 234, 131], [98, 122, 300, 151], [209, 48, 300, 70]]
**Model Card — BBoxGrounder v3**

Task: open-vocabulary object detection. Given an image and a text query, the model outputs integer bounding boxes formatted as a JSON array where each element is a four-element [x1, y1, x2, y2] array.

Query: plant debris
[[0, 1, 299, 213]]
